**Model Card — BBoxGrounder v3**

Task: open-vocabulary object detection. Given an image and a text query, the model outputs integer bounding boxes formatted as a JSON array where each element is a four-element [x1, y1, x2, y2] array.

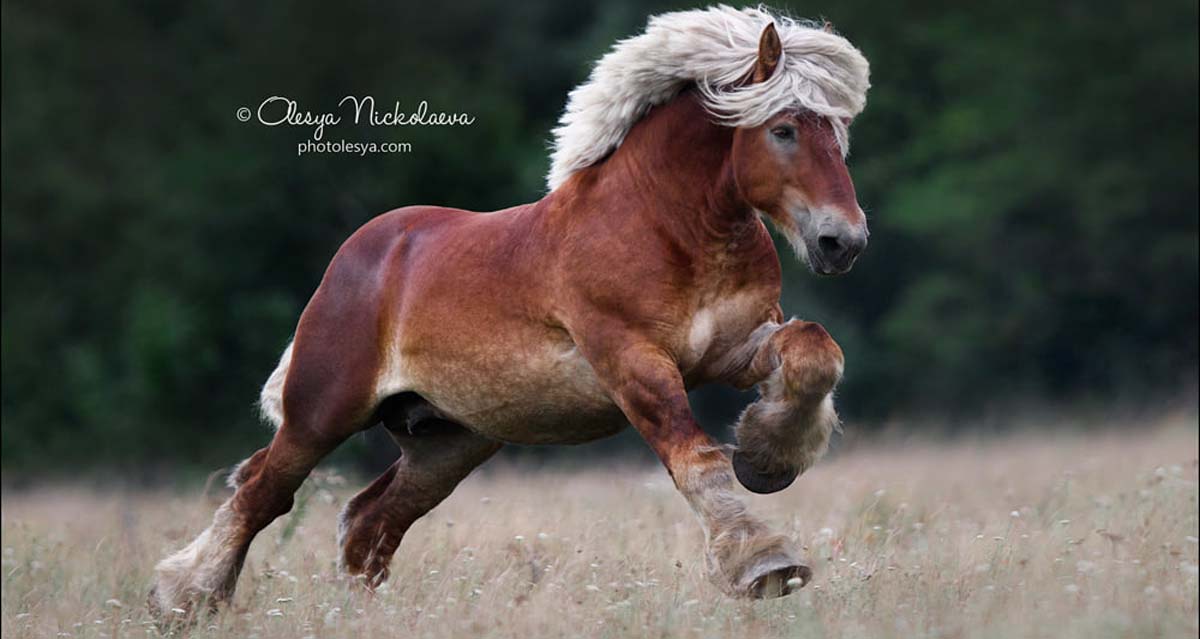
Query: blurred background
[[2, 0, 1197, 478]]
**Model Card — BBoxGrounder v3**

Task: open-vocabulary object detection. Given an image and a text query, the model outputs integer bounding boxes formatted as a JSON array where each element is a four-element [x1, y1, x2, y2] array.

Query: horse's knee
[[665, 440, 732, 495], [773, 321, 844, 399]]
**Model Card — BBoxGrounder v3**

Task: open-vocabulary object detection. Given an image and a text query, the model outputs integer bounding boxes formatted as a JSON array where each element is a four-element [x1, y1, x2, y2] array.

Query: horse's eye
[[770, 126, 796, 142]]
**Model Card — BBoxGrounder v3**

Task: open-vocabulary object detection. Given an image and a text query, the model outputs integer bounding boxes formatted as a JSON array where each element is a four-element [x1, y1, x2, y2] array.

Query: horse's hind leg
[[149, 309, 382, 621], [148, 421, 354, 621], [338, 413, 501, 587]]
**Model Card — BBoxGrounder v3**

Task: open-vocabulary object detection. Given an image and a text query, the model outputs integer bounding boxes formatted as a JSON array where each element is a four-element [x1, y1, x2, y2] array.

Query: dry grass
[[3, 418, 1198, 638]]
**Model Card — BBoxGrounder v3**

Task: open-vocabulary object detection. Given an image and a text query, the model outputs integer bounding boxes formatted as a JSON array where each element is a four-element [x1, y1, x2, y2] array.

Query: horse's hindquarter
[[375, 206, 627, 445]]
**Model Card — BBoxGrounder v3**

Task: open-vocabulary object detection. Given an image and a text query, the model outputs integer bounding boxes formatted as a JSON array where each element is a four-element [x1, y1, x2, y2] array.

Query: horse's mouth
[[807, 256, 848, 276], [801, 251, 849, 276]]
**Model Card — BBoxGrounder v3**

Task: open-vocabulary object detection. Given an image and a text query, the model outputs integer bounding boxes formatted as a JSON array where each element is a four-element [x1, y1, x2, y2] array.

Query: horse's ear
[[752, 23, 782, 84]]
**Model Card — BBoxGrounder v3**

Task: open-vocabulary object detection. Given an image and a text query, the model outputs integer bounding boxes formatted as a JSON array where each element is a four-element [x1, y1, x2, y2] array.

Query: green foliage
[[803, 0, 1199, 411], [2, 0, 1196, 471]]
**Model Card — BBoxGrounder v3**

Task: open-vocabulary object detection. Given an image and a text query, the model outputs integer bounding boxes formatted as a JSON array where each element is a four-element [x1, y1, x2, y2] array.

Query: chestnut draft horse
[[151, 6, 871, 618]]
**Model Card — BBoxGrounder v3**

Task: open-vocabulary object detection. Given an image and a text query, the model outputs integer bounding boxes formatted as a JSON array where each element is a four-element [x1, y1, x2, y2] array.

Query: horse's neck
[[562, 91, 757, 246]]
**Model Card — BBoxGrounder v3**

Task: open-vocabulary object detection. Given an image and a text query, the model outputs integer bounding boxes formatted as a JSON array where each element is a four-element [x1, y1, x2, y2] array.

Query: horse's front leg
[[582, 341, 809, 598], [724, 320, 844, 494]]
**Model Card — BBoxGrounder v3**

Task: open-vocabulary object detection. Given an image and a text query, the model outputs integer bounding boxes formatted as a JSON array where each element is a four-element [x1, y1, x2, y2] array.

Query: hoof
[[732, 451, 798, 494], [146, 583, 208, 629], [734, 553, 812, 598], [745, 562, 812, 598], [147, 549, 237, 627]]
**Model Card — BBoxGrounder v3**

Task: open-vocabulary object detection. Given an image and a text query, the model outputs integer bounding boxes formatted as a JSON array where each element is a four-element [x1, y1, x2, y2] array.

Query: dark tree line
[[2, 0, 1196, 473]]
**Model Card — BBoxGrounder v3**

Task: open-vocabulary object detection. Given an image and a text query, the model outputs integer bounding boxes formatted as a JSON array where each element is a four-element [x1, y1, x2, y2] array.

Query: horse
[[149, 5, 871, 620]]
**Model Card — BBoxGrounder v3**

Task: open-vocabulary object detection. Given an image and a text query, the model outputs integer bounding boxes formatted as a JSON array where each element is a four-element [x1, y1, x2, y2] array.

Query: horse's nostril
[[818, 235, 842, 257]]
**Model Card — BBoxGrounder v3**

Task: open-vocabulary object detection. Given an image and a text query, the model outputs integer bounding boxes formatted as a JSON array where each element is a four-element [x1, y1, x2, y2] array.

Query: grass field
[[2, 418, 1198, 638]]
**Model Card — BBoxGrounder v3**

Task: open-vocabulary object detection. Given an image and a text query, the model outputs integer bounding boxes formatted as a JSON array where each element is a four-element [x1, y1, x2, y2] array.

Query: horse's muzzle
[[732, 450, 800, 494], [811, 227, 866, 274]]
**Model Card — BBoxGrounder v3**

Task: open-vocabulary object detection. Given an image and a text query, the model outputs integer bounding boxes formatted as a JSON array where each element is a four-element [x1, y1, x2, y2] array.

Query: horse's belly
[[395, 340, 627, 445]]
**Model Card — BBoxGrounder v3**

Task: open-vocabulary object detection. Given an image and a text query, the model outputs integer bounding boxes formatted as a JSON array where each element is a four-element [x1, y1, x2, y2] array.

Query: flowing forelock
[[546, 5, 871, 191]]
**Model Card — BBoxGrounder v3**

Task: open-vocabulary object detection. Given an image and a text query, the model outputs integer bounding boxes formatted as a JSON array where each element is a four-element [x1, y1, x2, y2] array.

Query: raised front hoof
[[734, 555, 813, 599], [732, 451, 798, 494]]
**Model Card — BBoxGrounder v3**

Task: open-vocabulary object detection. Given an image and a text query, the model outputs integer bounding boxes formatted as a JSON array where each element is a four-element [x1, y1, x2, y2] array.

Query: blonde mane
[[546, 5, 871, 191]]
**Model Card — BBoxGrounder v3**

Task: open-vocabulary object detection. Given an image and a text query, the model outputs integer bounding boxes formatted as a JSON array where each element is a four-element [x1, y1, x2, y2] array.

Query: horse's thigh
[[338, 427, 501, 583]]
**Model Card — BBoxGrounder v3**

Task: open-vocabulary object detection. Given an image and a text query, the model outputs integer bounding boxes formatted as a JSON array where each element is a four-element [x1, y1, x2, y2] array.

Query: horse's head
[[730, 24, 868, 275]]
